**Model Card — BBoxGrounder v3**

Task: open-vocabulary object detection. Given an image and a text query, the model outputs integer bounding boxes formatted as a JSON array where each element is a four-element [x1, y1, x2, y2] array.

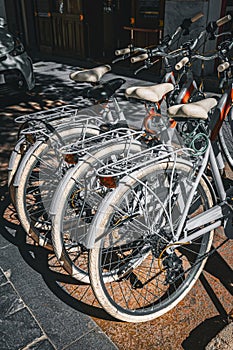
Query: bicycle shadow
[[182, 245, 233, 350], [182, 314, 230, 349], [0, 185, 116, 322]]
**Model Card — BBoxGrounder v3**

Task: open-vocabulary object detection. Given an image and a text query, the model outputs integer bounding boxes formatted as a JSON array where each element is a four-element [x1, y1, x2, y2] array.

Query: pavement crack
[[20, 335, 48, 350], [5, 297, 25, 317]]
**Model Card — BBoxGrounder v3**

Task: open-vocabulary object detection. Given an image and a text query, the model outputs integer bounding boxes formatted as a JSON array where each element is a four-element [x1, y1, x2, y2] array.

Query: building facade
[[0, 1, 232, 70]]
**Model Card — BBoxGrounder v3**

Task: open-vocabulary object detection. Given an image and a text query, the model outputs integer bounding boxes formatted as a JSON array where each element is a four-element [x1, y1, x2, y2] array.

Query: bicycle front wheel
[[89, 161, 214, 322]]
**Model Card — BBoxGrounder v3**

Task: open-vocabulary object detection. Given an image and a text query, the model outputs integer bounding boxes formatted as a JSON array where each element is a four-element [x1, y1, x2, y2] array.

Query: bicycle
[[87, 47, 233, 322]]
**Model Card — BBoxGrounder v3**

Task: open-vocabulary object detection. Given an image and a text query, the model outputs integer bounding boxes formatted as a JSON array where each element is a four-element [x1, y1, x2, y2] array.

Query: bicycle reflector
[[63, 154, 79, 164], [99, 175, 118, 188], [25, 133, 36, 144]]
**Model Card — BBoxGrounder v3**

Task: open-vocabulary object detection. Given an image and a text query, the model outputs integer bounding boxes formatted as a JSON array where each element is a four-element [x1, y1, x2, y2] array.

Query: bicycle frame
[[175, 84, 233, 242], [174, 143, 226, 242]]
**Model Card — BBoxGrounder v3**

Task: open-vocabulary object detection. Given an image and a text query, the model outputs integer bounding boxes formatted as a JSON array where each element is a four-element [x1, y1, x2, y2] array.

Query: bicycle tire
[[51, 141, 142, 283], [89, 161, 214, 322], [14, 126, 99, 249]]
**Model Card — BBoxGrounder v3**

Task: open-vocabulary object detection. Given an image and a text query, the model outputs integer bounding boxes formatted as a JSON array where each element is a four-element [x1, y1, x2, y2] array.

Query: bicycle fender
[[8, 137, 25, 171], [13, 140, 44, 187], [49, 164, 82, 216]]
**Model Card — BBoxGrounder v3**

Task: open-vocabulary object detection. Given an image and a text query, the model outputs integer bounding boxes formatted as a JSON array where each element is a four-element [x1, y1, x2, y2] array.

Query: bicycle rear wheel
[[89, 161, 214, 322], [51, 141, 142, 283]]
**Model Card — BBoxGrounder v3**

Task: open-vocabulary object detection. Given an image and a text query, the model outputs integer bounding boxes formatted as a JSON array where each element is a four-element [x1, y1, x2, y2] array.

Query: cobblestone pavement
[[0, 57, 232, 350]]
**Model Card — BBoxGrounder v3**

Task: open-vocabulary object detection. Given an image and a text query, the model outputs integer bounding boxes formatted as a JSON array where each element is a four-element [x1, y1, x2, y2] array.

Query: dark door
[[51, 0, 85, 57], [84, 0, 131, 60], [34, 0, 53, 53], [33, 0, 85, 57]]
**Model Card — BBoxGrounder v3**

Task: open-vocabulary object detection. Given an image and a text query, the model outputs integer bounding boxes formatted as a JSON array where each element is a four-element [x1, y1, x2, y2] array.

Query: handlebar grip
[[115, 48, 130, 56], [217, 61, 230, 73], [175, 57, 189, 70], [216, 15, 231, 27], [131, 53, 149, 63], [191, 12, 204, 23]]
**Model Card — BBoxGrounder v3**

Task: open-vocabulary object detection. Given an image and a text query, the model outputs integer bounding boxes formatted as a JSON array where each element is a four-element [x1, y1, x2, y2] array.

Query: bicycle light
[[98, 175, 118, 188], [63, 154, 79, 164]]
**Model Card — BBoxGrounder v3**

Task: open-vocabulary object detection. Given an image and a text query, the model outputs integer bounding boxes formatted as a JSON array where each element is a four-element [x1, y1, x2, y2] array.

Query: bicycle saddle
[[86, 78, 126, 102], [70, 64, 111, 83], [125, 83, 174, 103], [167, 98, 217, 120]]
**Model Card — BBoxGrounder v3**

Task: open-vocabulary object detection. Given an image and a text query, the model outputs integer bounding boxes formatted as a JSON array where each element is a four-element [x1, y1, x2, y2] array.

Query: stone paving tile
[[0, 268, 47, 350], [0, 229, 117, 350], [64, 327, 118, 350]]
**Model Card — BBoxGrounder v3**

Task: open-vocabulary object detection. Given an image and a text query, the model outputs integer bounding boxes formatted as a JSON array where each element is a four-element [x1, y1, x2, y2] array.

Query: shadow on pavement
[[182, 314, 229, 349], [0, 184, 116, 322]]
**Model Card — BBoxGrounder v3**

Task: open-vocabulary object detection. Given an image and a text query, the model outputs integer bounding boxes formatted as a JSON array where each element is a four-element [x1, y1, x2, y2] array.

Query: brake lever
[[215, 31, 232, 38], [134, 64, 148, 75], [134, 60, 154, 75], [112, 53, 131, 64], [219, 76, 227, 90]]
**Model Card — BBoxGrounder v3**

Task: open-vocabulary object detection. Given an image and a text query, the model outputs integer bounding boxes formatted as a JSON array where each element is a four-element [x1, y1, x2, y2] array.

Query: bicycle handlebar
[[115, 13, 204, 59], [115, 47, 131, 56], [175, 57, 189, 70], [191, 12, 204, 23], [216, 14, 232, 27], [192, 53, 219, 61], [132, 14, 231, 64], [131, 53, 149, 63], [179, 13, 204, 33], [117, 14, 231, 74]]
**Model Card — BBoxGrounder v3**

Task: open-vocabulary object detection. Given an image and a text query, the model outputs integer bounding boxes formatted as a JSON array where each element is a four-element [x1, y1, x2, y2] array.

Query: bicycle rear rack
[[96, 144, 194, 179]]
